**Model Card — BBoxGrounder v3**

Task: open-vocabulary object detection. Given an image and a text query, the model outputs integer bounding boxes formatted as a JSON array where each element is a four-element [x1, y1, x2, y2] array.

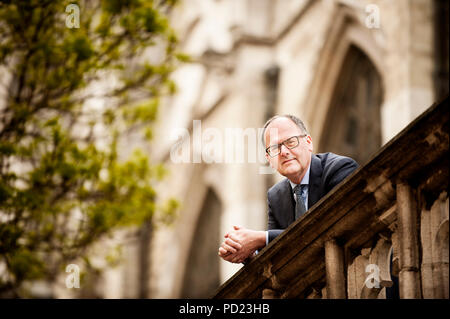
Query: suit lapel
[[308, 154, 323, 208]]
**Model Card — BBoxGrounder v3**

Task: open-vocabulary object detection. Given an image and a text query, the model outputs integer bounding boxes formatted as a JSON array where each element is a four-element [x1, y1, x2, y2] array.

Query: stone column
[[396, 182, 422, 298], [325, 239, 346, 299]]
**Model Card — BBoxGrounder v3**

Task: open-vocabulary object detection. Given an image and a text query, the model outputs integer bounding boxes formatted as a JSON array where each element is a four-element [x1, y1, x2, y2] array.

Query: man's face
[[264, 117, 313, 182]]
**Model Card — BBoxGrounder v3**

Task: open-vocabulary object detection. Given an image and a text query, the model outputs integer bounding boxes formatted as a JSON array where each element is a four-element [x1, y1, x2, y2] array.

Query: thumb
[[233, 225, 242, 230]]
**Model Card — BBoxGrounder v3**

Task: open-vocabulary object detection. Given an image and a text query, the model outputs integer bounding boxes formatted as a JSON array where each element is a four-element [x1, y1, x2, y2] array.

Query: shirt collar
[[289, 163, 310, 190]]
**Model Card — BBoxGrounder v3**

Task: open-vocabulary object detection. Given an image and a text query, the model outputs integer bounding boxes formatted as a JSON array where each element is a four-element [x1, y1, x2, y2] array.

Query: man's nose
[[279, 144, 290, 156]]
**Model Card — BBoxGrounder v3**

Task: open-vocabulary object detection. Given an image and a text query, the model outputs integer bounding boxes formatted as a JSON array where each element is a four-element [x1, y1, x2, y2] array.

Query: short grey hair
[[261, 114, 309, 146]]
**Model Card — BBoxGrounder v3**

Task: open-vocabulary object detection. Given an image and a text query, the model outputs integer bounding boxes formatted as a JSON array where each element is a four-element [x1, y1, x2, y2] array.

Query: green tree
[[0, 0, 182, 297]]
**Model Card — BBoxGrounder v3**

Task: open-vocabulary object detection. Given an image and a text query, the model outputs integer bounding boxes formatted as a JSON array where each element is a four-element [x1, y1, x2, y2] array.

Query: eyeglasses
[[265, 134, 307, 157]]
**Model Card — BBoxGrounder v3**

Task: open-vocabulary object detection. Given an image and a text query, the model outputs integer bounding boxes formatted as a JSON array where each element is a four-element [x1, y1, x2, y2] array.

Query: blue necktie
[[294, 184, 307, 219]]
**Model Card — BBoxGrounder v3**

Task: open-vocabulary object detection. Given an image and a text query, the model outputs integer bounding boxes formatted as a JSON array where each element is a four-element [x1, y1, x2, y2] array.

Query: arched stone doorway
[[180, 187, 222, 298]]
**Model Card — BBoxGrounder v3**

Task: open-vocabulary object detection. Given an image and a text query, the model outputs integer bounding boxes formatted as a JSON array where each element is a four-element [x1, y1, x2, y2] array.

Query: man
[[218, 115, 359, 264]]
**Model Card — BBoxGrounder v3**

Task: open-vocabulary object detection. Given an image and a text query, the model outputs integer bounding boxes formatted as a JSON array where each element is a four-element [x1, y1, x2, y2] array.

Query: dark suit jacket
[[267, 152, 358, 242]]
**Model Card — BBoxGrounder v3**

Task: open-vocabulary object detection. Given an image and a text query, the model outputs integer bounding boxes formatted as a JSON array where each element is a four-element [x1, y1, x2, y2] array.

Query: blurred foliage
[[0, 0, 183, 297]]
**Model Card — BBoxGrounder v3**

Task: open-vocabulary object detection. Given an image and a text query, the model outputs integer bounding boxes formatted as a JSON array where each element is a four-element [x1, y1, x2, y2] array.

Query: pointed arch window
[[319, 45, 383, 165]]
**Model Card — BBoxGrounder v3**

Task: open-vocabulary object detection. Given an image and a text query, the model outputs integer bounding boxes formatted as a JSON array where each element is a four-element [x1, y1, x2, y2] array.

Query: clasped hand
[[218, 226, 265, 264]]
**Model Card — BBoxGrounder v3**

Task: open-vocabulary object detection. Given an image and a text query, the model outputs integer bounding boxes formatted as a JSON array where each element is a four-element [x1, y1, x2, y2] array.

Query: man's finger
[[225, 238, 242, 250], [219, 248, 235, 259], [221, 242, 237, 254], [228, 234, 242, 245], [218, 247, 229, 256], [223, 254, 236, 263]]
